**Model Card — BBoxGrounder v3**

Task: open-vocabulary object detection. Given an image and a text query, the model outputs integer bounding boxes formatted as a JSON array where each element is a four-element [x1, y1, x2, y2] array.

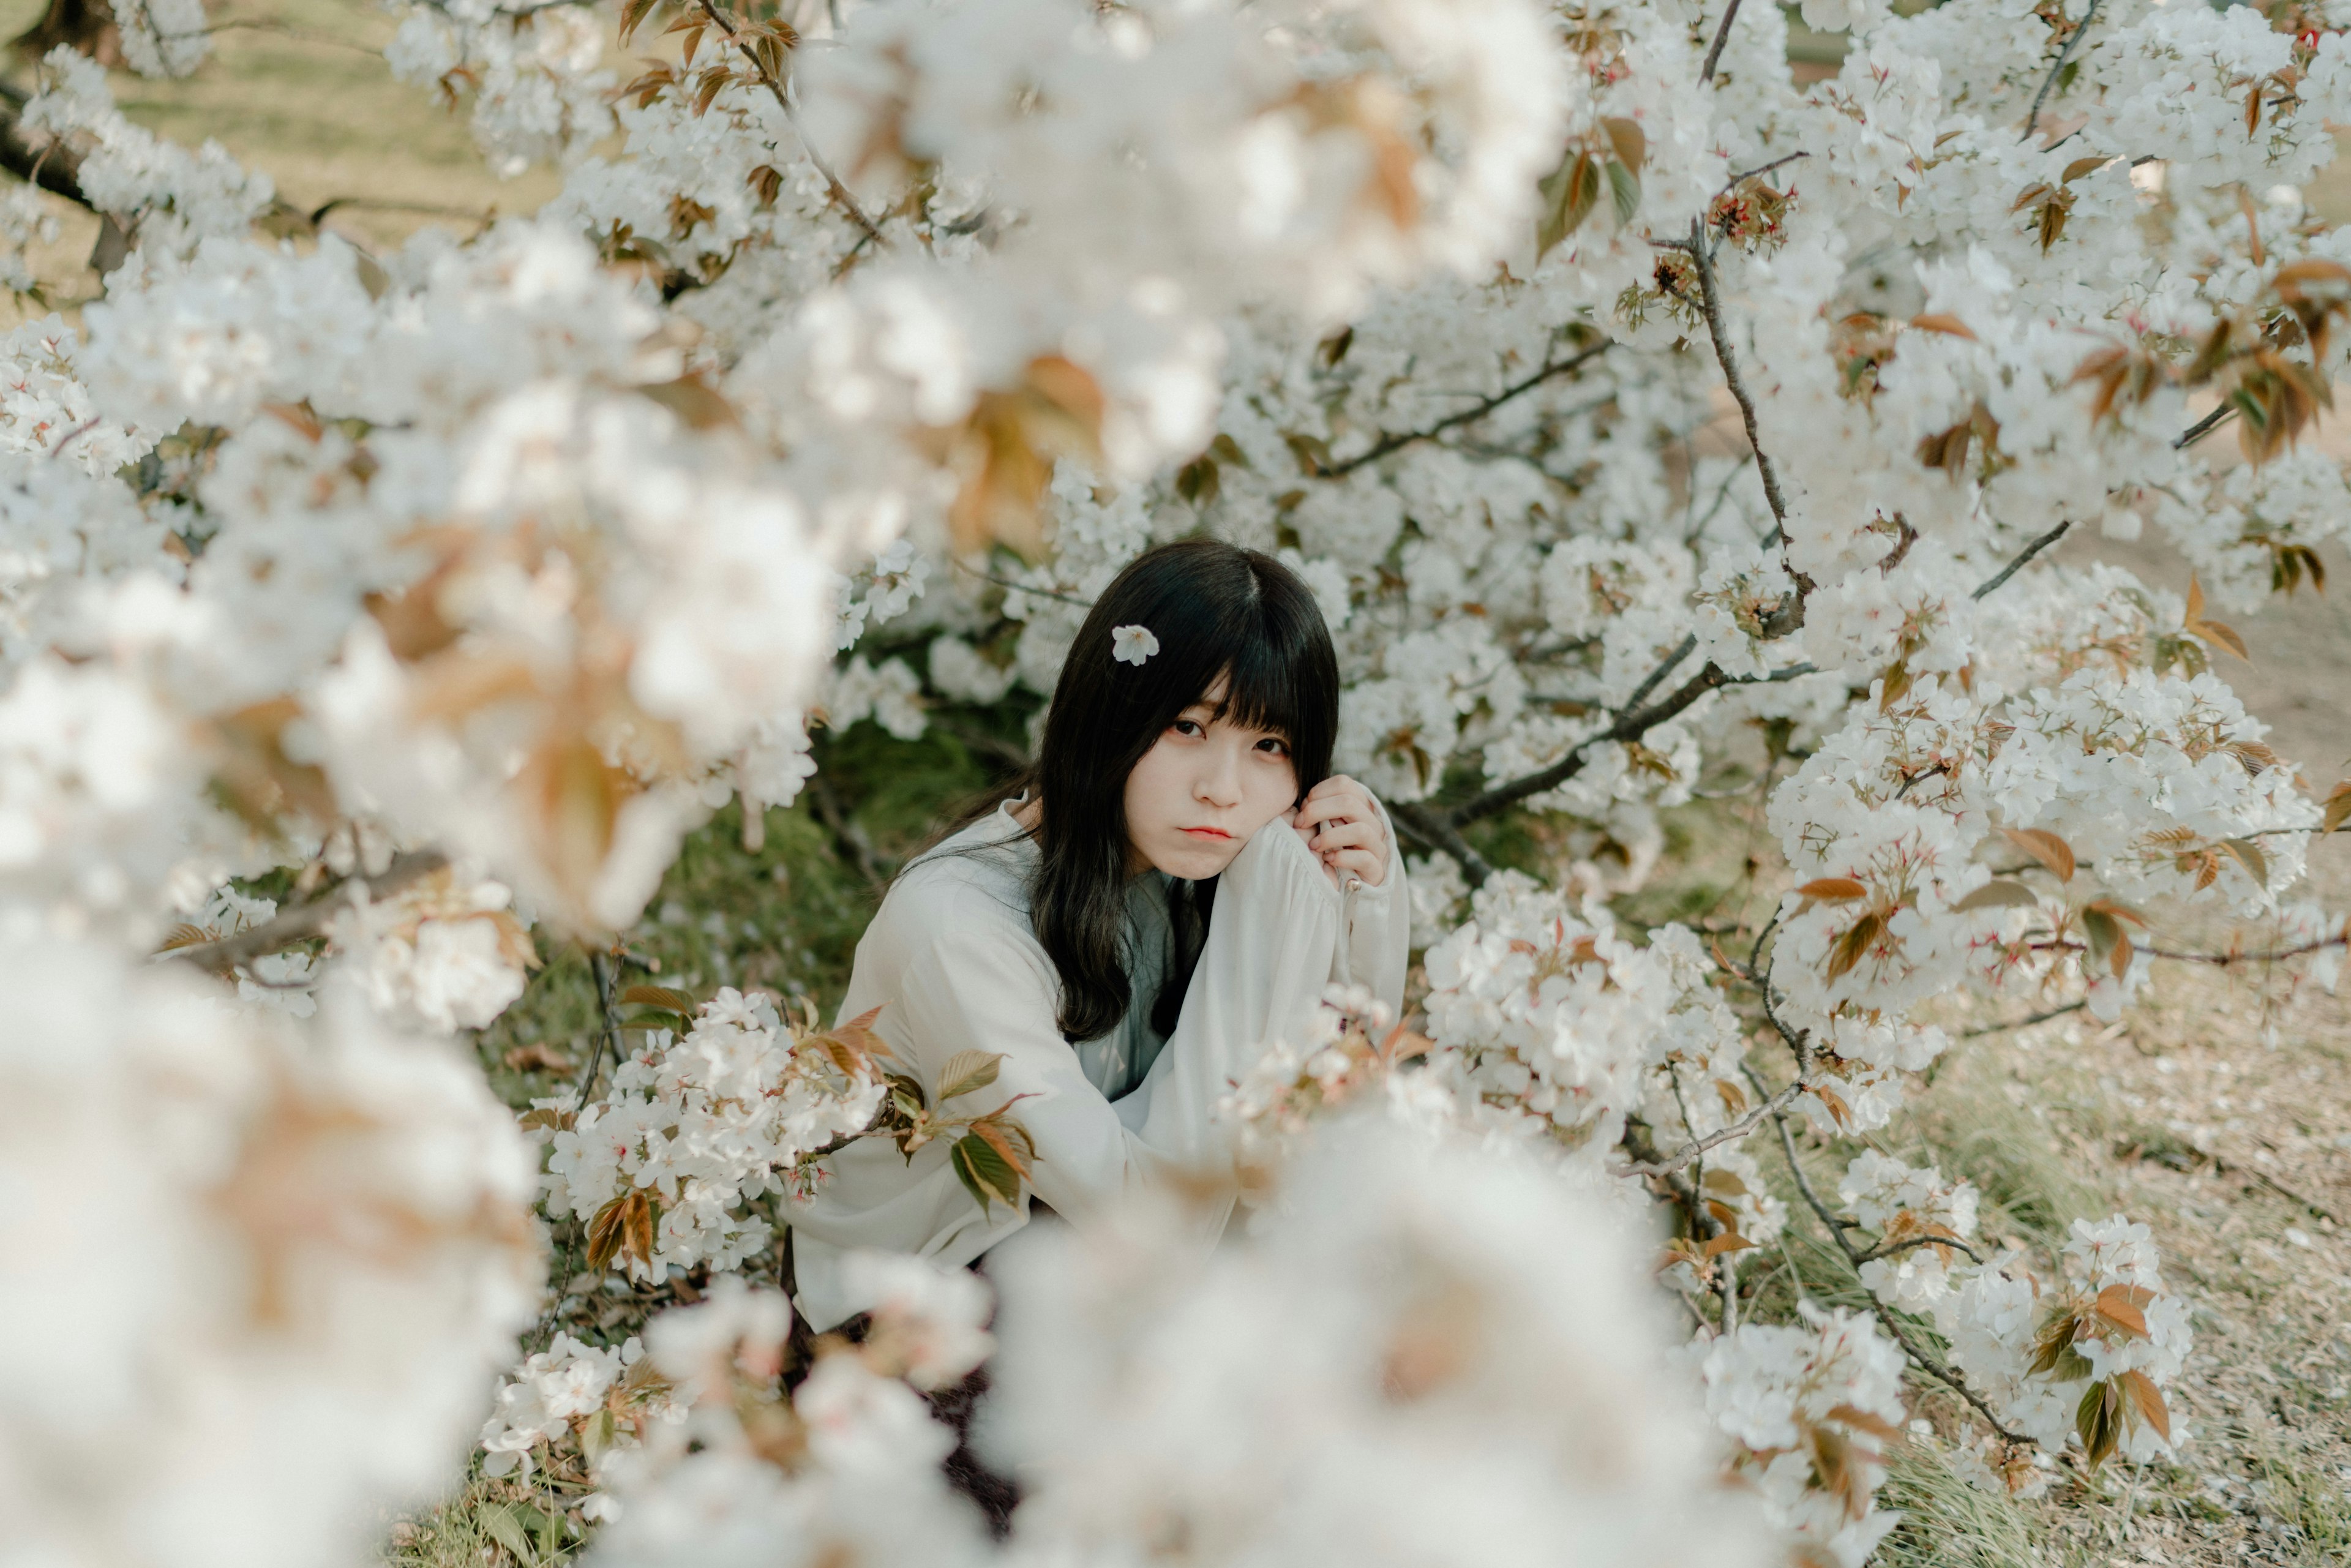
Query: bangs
[[1209, 637, 1311, 744]]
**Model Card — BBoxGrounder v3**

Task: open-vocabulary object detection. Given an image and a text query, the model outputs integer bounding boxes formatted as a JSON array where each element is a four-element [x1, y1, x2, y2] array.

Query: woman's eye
[[1171, 719, 1205, 738], [1254, 737, 1289, 756]]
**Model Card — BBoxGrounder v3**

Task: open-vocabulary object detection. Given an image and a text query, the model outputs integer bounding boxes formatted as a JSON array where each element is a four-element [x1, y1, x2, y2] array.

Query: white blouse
[[789, 798, 1409, 1330]]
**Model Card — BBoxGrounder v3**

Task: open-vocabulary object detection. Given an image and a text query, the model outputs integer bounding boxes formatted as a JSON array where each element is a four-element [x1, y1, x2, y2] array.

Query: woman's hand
[[1292, 775, 1389, 888]]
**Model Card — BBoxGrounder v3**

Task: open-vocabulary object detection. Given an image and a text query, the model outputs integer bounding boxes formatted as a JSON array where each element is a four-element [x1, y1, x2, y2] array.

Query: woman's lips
[[1181, 827, 1232, 839]]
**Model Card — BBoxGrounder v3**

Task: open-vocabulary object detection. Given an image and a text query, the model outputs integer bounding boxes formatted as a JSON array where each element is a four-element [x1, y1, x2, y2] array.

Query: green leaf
[[2077, 1377, 2124, 1468], [936, 1049, 1003, 1102], [1605, 157, 1641, 225], [481, 1503, 539, 1567], [950, 1130, 1022, 1212], [1536, 151, 1601, 261], [580, 1406, 618, 1465]]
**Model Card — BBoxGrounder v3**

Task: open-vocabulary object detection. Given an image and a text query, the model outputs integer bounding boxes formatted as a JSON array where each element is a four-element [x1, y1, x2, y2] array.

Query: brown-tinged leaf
[[2221, 837, 2269, 886], [1825, 910, 1885, 983], [1952, 879, 2041, 912], [2061, 154, 2113, 183], [1909, 312, 1977, 338], [2121, 1368, 2172, 1441], [1826, 1403, 1905, 1444], [2192, 615, 2251, 662], [1536, 149, 1602, 261], [517, 734, 629, 915], [503, 1041, 576, 1075], [620, 984, 697, 1015], [156, 922, 212, 951], [208, 695, 340, 828], [635, 371, 740, 430], [1600, 116, 1646, 172], [1701, 1231, 1757, 1258], [518, 1106, 574, 1132], [1811, 1084, 1854, 1128], [1796, 877, 1870, 904], [935, 1049, 1003, 1102], [2001, 827, 2077, 882], [405, 652, 539, 723], [1701, 1166, 1750, 1199], [2323, 781, 2351, 835], [617, 0, 658, 47], [969, 1115, 1035, 1182], [2094, 1296, 2150, 1339], [261, 400, 324, 442]]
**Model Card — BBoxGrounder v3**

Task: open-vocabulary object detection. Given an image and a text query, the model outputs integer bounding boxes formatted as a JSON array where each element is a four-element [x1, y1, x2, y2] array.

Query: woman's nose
[[1194, 746, 1243, 807]]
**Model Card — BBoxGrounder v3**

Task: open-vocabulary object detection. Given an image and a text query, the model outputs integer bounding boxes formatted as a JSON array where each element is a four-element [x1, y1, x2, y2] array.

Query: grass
[[1875, 1435, 2055, 1568]]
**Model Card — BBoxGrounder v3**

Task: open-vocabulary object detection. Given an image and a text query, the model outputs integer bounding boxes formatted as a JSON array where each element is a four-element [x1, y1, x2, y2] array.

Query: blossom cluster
[[536, 988, 890, 1279]]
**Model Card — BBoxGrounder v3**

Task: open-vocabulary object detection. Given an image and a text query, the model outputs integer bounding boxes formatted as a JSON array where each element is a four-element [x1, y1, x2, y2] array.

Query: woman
[[789, 538, 1409, 1333]]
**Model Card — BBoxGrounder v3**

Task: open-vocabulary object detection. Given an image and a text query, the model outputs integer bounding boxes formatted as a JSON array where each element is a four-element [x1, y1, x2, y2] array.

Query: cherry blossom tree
[[0, 0, 2346, 1561]]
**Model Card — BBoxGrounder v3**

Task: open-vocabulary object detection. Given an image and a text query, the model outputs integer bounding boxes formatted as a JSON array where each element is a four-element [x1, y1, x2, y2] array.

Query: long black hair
[[992, 538, 1340, 1043]]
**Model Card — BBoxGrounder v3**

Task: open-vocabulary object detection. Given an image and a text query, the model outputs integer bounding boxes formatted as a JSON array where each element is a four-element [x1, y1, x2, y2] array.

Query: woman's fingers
[[1310, 818, 1387, 886]]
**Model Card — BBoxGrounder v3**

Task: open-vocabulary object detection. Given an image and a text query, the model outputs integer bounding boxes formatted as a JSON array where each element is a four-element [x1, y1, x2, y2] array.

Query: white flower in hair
[[1112, 625, 1160, 666]]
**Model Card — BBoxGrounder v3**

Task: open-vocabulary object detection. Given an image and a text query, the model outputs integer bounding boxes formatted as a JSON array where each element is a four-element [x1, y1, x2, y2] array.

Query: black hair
[[973, 538, 1340, 1043]]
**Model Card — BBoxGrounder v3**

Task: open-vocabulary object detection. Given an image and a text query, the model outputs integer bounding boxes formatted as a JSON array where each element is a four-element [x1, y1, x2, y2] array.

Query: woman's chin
[[1144, 836, 1243, 881]]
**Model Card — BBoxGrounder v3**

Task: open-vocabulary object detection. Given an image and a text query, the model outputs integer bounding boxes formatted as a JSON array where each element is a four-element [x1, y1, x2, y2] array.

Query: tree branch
[[1969, 519, 2071, 601], [2021, 0, 2102, 143], [1700, 0, 1744, 83], [694, 0, 883, 250], [1323, 339, 1613, 477], [1765, 1101, 2035, 1445], [1448, 658, 1733, 827], [167, 849, 450, 975], [573, 947, 623, 1113], [0, 81, 94, 212], [2173, 402, 2236, 450], [1961, 997, 2085, 1038], [1388, 798, 1493, 882], [1687, 218, 1791, 539], [1611, 1072, 1807, 1178]]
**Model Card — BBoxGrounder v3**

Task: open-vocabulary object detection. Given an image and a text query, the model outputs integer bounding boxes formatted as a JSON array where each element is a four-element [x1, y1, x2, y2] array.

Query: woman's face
[[1122, 678, 1299, 880]]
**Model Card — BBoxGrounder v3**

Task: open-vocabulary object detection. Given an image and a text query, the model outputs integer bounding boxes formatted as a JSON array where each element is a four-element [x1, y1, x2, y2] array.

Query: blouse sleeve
[[1334, 798, 1411, 1021]]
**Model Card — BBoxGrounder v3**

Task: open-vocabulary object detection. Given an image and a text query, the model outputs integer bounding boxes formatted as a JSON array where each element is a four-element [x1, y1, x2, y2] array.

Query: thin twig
[[1622, 634, 1698, 715], [1611, 1074, 1808, 1177], [2173, 402, 2237, 450], [1723, 150, 1809, 190], [1961, 998, 2087, 1038], [1687, 218, 1791, 537], [951, 556, 1095, 607], [694, 0, 883, 249], [574, 948, 623, 1114], [1389, 799, 1494, 883], [1324, 340, 1613, 476], [1700, 0, 1744, 83], [1766, 1101, 2035, 1444], [2031, 936, 2347, 967], [1970, 519, 2071, 600], [168, 850, 449, 975], [1856, 1232, 1985, 1267], [2022, 0, 2104, 143]]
